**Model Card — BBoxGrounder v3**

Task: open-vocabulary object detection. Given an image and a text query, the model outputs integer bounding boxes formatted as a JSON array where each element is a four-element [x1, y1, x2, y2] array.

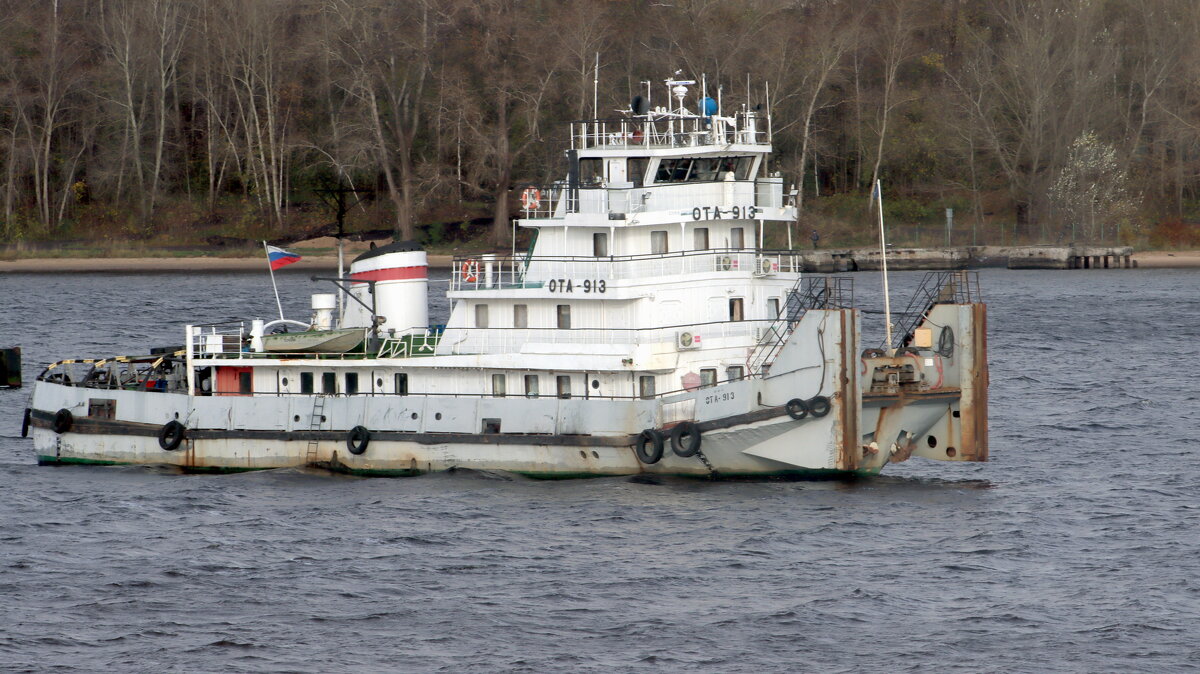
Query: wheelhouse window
[[524, 375, 539, 398], [651, 230, 668, 254], [579, 158, 603, 185], [394, 373, 408, 396], [628, 157, 649, 187], [693, 227, 709, 250], [300, 372, 314, 394], [557, 304, 571, 329], [700, 368, 717, 388], [557, 375, 572, 399], [729, 298, 744, 321], [475, 304, 489, 328], [492, 374, 506, 398], [345, 372, 359, 395], [593, 232, 608, 257], [513, 304, 528, 329], [639, 375, 655, 399], [655, 156, 754, 183]]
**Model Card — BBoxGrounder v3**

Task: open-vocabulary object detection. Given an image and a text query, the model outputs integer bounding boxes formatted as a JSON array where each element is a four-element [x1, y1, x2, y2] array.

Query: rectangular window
[[345, 372, 358, 395], [768, 297, 780, 318], [300, 372, 314, 394], [693, 227, 709, 250], [557, 375, 572, 399], [475, 304, 489, 328], [513, 304, 528, 329], [691, 157, 719, 181], [579, 158, 603, 184], [557, 304, 571, 329], [700, 368, 717, 388], [628, 157, 648, 187], [238, 371, 252, 394], [651, 230, 668, 254], [725, 366, 745, 382], [491, 373, 506, 398], [524, 374, 539, 398], [322, 372, 336, 394], [729, 298, 744, 321], [593, 232, 608, 257], [731, 227, 745, 249], [639, 375, 655, 399], [394, 373, 408, 396]]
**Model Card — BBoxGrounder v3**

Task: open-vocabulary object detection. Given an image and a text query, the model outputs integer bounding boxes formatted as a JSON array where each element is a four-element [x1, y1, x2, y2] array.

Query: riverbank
[[0, 248, 1197, 273]]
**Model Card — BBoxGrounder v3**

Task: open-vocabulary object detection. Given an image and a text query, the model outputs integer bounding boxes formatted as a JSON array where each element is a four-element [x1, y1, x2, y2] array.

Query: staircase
[[888, 271, 980, 349], [747, 275, 853, 376]]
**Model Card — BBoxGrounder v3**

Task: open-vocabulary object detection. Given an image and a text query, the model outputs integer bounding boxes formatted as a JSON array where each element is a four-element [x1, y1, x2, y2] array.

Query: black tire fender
[[670, 421, 702, 458], [21, 408, 31, 438], [346, 425, 371, 455], [808, 395, 832, 418], [52, 409, 73, 434], [158, 420, 186, 451], [634, 429, 664, 464], [786, 398, 809, 420]]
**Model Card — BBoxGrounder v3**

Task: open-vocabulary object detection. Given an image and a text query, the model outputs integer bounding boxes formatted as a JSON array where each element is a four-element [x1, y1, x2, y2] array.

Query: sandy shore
[[0, 249, 1195, 273]]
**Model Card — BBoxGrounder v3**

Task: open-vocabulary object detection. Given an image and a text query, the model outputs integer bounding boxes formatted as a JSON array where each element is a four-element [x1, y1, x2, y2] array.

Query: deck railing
[[451, 249, 802, 292]]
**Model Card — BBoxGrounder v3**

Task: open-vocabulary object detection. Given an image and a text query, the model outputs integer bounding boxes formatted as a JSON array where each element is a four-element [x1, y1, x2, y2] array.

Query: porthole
[[377, 378, 383, 387], [946, 447, 957, 458], [591, 450, 599, 459], [411, 412, 418, 420], [435, 412, 442, 420], [927, 436, 938, 448], [294, 415, 300, 422], [174, 412, 180, 419], [579, 450, 587, 459], [281, 376, 289, 387], [591, 379, 599, 390], [320, 415, 327, 422]]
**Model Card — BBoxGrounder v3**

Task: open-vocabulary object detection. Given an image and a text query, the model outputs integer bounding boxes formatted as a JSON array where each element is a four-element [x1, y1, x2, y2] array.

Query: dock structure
[[795, 245, 1136, 272]]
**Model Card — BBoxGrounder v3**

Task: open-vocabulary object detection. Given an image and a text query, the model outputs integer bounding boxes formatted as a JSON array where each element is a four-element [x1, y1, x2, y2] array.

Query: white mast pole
[[264, 240, 285, 321], [876, 180, 894, 354]]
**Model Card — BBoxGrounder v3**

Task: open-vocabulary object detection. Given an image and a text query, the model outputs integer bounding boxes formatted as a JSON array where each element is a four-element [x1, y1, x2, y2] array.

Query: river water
[[1, 267, 1197, 672]]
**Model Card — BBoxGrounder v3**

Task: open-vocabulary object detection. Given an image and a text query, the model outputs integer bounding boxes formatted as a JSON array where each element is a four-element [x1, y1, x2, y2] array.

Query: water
[[2, 268, 1198, 672]]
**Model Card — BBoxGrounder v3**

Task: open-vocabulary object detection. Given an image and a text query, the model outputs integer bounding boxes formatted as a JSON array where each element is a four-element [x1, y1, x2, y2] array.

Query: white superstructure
[[25, 77, 989, 478]]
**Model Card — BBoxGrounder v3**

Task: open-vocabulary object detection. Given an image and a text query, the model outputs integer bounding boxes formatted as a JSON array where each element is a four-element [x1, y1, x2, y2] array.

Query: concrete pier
[[796, 245, 1136, 273]]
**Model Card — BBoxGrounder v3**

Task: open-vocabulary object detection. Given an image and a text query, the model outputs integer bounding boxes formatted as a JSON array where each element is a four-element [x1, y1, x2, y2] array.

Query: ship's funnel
[[342, 241, 428, 335]]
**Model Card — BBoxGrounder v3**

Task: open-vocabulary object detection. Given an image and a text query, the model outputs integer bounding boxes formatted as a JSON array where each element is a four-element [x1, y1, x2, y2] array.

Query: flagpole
[[876, 180, 894, 355], [264, 241, 285, 321]]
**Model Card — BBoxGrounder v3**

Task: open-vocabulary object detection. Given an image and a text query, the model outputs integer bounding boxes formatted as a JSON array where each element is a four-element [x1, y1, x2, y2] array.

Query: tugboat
[[25, 77, 988, 477]]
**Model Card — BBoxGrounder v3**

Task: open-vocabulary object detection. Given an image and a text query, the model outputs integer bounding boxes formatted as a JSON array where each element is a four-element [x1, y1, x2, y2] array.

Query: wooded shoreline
[[2, 249, 1196, 274]]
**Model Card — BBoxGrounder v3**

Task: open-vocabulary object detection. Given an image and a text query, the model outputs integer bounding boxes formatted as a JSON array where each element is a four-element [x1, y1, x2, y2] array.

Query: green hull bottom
[[37, 455, 878, 480]]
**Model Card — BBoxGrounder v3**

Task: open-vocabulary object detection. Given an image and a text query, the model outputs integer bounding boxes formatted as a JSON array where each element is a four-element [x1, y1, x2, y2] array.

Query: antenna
[[876, 179, 895, 354], [592, 52, 599, 119]]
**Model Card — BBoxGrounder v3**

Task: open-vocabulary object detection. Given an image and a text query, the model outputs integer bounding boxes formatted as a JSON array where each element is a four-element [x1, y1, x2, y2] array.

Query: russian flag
[[266, 244, 302, 270]]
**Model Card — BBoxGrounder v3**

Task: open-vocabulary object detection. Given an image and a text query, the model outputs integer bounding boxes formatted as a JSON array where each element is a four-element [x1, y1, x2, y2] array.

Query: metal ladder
[[305, 395, 327, 464]]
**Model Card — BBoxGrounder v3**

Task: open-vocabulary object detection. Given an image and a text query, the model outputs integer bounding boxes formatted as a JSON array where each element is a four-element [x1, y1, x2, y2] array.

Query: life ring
[[52, 408, 73, 434], [634, 428, 664, 464], [670, 421, 702, 457], [158, 420, 186, 451], [786, 398, 809, 420], [21, 408, 31, 438], [520, 187, 541, 210], [808, 396, 831, 418], [460, 259, 479, 283], [346, 425, 371, 455]]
